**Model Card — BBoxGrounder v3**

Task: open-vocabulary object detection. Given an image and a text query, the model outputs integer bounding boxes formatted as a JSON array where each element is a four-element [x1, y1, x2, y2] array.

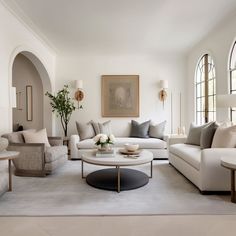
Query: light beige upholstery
[[2, 132, 67, 177], [0, 160, 8, 196]]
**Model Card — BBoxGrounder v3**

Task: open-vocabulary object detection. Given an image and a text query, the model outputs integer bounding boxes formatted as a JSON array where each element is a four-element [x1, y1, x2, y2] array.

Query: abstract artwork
[[101, 75, 139, 117]]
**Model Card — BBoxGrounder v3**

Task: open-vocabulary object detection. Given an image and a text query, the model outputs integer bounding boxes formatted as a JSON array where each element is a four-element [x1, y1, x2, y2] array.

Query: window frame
[[195, 54, 216, 125]]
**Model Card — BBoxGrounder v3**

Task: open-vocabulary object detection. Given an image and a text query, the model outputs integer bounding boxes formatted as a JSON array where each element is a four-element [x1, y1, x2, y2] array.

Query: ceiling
[[2, 0, 236, 55]]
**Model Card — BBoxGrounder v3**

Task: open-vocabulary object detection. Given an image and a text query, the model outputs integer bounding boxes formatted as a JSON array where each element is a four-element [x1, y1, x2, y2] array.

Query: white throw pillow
[[211, 125, 236, 148], [23, 128, 51, 147]]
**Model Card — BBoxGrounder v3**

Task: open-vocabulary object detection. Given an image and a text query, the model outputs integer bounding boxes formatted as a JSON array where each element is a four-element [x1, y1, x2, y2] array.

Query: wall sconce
[[11, 87, 17, 108], [74, 80, 84, 109], [159, 80, 168, 108]]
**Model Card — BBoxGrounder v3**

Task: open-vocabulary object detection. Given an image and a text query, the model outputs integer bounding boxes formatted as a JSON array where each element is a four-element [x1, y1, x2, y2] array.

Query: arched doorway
[[10, 50, 53, 135]]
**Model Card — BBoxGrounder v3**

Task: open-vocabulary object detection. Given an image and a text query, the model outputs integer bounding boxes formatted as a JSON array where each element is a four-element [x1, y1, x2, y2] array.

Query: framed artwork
[[101, 75, 139, 117], [26, 85, 33, 121]]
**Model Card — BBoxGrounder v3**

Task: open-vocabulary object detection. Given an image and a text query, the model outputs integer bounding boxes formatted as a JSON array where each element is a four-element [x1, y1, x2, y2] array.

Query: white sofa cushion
[[169, 143, 201, 170], [77, 137, 167, 149], [45, 146, 68, 163]]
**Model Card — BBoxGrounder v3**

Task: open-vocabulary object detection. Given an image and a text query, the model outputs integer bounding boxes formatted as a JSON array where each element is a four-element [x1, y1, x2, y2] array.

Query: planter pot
[[0, 137, 9, 152]]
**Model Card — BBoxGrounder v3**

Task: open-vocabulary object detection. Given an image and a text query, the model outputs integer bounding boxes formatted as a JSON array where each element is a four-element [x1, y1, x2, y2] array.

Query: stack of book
[[96, 149, 115, 157]]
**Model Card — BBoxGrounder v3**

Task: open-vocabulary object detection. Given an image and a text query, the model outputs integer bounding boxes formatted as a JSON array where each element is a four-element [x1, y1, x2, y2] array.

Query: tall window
[[229, 42, 236, 122], [195, 54, 216, 125]]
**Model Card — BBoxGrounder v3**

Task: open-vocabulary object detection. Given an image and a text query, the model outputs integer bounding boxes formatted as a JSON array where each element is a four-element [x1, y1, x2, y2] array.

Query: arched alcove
[[9, 47, 53, 135]]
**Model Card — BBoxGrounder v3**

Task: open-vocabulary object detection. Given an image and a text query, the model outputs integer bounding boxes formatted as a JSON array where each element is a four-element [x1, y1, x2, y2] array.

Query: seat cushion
[[77, 137, 167, 149], [169, 143, 201, 170], [45, 146, 68, 163]]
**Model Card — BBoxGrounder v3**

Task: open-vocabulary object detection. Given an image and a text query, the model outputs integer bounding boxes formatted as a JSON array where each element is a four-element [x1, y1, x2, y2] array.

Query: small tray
[[119, 149, 142, 155]]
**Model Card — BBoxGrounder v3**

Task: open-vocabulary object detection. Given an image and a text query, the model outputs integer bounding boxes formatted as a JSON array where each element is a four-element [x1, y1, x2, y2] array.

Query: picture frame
[[101, 75, 139, 117], [26, 85, 33, 121]]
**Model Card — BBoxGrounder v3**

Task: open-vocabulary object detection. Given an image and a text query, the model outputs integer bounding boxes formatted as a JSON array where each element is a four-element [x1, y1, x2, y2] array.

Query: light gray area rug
[[0, 160, 236, 216]]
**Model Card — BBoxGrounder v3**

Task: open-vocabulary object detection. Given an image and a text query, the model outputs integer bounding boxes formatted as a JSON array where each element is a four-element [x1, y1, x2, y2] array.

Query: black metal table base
[[86, 168, 149, 192]]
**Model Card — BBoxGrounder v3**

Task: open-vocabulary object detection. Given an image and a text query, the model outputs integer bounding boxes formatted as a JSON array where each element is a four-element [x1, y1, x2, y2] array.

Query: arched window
[[195, 54, 216, 125], [229, 42, 236, 122]]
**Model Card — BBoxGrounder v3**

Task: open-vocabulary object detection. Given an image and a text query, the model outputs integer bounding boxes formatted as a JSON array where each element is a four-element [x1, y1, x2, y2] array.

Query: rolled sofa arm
[[70, 135, 80, 159], [200, 148, 236, 191], [7, 143, 45, 171], [48, 136, 63, 146]]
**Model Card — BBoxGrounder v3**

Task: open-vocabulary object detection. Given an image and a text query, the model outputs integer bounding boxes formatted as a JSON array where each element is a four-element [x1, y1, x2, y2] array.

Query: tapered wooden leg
[[231, 170, 235, 203], [8, 159, 12, 191]]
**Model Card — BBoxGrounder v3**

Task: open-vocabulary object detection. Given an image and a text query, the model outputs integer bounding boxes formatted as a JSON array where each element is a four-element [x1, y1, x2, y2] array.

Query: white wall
[[12, 54, 43, 131], [0, 2, 55, 135], [55, 53, 187, 137], [187, 14, 236, 127]]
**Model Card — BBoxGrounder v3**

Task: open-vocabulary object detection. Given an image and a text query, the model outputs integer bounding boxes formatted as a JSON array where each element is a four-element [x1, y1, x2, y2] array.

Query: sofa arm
[[7, 143, 45, 171], [167, 135, 187, 147], [70, 135, 81, 159], [200, 148, 236, 191], [48, 136, 63, 146]]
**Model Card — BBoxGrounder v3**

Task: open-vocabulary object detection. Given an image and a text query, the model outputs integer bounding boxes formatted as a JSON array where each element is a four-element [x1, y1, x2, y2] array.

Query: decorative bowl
[[124, 143, 139, 152]]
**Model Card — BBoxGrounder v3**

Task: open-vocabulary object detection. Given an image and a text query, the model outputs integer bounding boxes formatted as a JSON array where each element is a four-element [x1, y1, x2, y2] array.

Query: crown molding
[[0, 0, 58, 56]]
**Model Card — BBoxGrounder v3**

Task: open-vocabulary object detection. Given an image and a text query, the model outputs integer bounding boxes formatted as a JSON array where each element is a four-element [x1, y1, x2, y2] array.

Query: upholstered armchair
[[2, 132, 68, 177]]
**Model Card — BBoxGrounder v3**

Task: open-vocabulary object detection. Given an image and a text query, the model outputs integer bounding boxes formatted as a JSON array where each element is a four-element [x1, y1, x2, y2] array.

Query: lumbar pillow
[[200, 122, 218, 149], [185, 122, 211, 146], [23, 128, 50, 147], [76, 121, 95, 140], [211, 125, 236, 148], [130, 120, 150, 138], [91, 120, 112, 135], [149, 121, 166, 139]]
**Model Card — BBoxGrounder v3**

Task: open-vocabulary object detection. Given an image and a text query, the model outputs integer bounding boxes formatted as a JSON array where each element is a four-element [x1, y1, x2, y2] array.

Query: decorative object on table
[[101, 75, 139, 117], [45, 85, 76, 137], [93, 133, 115, 151], [159, 80, 168, 109], [124, 143, 139, 152], [26, 85, 33, 121], [96, 149, 115, 157], [0, 137, 9, 152], [74, 80, 84, 109], [119, 148, 141, 156]]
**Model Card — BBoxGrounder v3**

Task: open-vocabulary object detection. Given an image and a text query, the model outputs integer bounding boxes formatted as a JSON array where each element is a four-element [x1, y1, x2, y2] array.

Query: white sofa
[[70, 136, 168, 160], [168, 137, 235, 192]]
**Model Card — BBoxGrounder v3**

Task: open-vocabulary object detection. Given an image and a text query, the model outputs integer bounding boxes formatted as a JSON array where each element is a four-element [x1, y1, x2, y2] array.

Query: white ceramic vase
[[0, 137, 8, 152]]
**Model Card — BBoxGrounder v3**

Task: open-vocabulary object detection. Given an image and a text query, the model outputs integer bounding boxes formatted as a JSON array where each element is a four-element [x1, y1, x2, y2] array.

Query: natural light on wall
[[195, 54, 216, 125]]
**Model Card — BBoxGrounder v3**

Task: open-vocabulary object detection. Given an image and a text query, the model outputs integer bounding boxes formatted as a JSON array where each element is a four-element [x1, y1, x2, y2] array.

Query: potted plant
[[45, 85, 76, 137]]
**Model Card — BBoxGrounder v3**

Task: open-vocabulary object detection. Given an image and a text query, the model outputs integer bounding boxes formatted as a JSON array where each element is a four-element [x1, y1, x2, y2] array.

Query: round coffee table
[[81, 150, 153, 192], [221, 156, 236, 203]]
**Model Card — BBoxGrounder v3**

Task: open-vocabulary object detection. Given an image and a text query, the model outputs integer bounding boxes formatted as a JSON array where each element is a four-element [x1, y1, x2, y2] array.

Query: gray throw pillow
[[76, 121, 95, 140], [98, 120, 112, 135], [91, 120, 112, 135], [149, 121, 166, 139], [185, 122, 211, 146], [200, 122, 219, 149], [130, 120, 150, 138]]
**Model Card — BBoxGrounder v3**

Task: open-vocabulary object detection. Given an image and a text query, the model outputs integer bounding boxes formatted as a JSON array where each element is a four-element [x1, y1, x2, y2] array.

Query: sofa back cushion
[[76, 121, 95, 140], [185, 122, 210, 146], [130, 120, 150, 138], [200, 122, 218, 149], [2, 129, 36, 143], [211, 125, 236, 148], [149, 121, 166, 139]]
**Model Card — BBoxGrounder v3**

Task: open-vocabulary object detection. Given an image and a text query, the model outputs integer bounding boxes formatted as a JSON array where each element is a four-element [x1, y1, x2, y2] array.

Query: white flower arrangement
[[93, 134, 115, 148]]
